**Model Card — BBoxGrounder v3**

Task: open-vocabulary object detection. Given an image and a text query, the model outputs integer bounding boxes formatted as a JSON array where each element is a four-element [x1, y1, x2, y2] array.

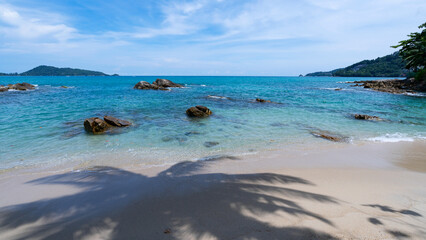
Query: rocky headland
[[349, 78, 426, 94]]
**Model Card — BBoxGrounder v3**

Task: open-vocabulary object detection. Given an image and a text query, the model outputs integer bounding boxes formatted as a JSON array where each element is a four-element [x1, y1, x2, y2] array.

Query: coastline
[[1, 141, 425, 239]]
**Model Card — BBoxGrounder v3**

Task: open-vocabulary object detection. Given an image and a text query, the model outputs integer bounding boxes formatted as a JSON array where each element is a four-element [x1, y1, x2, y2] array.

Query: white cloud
[[0, 4, 76, 42]]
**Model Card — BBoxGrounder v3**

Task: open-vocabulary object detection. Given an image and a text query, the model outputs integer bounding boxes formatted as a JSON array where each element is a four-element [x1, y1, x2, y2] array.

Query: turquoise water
[[1, 76, 425, 170]]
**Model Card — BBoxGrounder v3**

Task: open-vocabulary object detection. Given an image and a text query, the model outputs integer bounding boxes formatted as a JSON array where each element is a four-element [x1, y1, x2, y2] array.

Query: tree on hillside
[[392, 22, 426, 81]]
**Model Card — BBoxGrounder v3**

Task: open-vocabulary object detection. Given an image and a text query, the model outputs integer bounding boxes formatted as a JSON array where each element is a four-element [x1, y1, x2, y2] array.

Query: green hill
[[20, 65, 109, 76], [0, 65, 110, 76], [306, 52, 411, 77]]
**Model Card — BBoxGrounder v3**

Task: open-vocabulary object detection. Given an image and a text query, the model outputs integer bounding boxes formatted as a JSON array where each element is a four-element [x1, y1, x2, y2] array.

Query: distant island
[[306, 52, 410, 77], [0, 65, 115, 76]]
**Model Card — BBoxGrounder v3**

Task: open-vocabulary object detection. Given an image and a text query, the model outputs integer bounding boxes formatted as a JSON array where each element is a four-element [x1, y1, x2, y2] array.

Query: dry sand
[[0, 141, 425, 240]]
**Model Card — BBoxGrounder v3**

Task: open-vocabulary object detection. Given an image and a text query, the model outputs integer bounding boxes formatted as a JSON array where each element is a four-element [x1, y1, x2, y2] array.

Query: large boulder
[[134, 81, 155, 90], [104, 116, 132, 127], [153, 78, 183, 88], [0, 86, 8, 92], [84, 117, 109, 134], [354, 114, 382, 121], [8, 82, 35, 91], [186, 105, 212, 117]]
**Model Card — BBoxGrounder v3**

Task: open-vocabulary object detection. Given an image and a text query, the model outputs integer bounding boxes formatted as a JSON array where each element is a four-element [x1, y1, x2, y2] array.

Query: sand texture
[[0, 142, 425, 240]]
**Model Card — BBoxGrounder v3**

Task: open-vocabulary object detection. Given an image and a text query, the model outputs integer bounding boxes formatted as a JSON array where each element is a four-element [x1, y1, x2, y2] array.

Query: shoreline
[[2, 139, 426, 176], [0, 141, 425, 239], [2, 139, 425, 178]]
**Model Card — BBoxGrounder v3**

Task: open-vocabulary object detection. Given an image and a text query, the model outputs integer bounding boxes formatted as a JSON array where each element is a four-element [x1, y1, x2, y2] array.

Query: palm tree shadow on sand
[[0, 156, 340, 240]]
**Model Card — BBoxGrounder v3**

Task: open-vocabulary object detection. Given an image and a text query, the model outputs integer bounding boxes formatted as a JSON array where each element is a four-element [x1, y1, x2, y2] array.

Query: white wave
[[404, 92, 426, 97], [319, 87, 343, 91], [366, 133, 415, 143], [207, 95, 229, 99], [201, 84, 206, 87]]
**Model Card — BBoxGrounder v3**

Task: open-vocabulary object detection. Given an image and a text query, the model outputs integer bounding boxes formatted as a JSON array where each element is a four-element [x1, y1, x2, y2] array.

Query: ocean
[[1, 76, 425, 171]]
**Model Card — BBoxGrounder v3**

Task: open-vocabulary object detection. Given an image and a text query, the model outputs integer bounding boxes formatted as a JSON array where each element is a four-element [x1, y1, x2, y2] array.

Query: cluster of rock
[[186, 105, 212, 118], [84, 116, 132, 134], [350, 78, 426, 94], [0, 82, 35, 92], [134, 78, 183, 90], [354, 114, 382, 121]]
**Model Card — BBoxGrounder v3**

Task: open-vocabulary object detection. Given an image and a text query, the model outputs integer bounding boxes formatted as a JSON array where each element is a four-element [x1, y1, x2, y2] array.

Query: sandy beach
[[0, 141, 425, 240]]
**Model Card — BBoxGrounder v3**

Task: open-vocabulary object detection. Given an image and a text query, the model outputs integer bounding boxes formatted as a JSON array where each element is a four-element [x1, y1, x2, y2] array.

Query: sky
[[0, 0, 425, 76]]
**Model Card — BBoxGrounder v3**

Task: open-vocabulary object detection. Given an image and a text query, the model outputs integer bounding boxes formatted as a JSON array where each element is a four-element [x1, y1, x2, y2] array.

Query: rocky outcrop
[[349, 78, 426, 94], [84, 116, 132, 134], [354, 114, 382, 121], [134, 79, 182, 90], [84, 117, 109, 134], [2, 82, 35, 91], [104, 116, 132, 127], [153, 78, 183, 88], [134, 81, 156, 90], [186, 105, 212, 117]]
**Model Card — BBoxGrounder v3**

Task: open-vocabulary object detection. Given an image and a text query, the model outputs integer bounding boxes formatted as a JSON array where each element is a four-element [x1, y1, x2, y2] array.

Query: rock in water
[[104, 116, 132, 127], [310, 130, 347, 142], [256, 98, 272, 103], [134, 81, 155, 90], [186, 105, 212, 117], [8, 82, 35, 91], [354, 114, 382, 121], [84, 117, 109, 134], [0, 86, 8, 92], [204, 141, 219, 147], [153, 78, 183, 88]]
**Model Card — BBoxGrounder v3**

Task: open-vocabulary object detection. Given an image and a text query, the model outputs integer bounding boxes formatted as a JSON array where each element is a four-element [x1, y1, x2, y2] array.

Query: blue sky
[[0, 0, 425, 75]]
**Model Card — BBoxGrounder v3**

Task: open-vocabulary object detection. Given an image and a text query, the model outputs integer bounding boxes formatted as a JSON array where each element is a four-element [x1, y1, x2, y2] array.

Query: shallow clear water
[[1, 76, 425, 170]]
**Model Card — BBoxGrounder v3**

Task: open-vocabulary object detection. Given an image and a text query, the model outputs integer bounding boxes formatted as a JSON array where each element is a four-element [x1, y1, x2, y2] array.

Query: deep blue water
[[1, 76, 425, 170]]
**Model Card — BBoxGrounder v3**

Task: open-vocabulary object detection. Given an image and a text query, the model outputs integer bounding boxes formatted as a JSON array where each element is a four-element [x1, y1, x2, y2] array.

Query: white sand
[[0, 141, 425, 240]]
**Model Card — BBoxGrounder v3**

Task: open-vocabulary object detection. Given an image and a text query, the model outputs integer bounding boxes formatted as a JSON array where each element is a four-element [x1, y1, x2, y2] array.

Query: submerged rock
[[310, 130, 347, 142], [104, 116, 132, 127], [256, 98, 272, 103], [186, 105, 212, 117], [204, 141, 219, 147], [84, 117, 109, 134], [184, 131, 201, 136], [134, 78, 182, 90], [354, 114, 382, 121]]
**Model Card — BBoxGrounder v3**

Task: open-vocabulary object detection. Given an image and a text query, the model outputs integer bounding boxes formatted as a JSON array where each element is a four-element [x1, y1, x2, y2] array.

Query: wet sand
[[0, 141, 425, 240]]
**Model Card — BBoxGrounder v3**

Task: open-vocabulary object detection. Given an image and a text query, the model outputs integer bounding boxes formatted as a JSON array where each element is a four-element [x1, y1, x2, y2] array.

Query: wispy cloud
[[0, 4, 76, 42]]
